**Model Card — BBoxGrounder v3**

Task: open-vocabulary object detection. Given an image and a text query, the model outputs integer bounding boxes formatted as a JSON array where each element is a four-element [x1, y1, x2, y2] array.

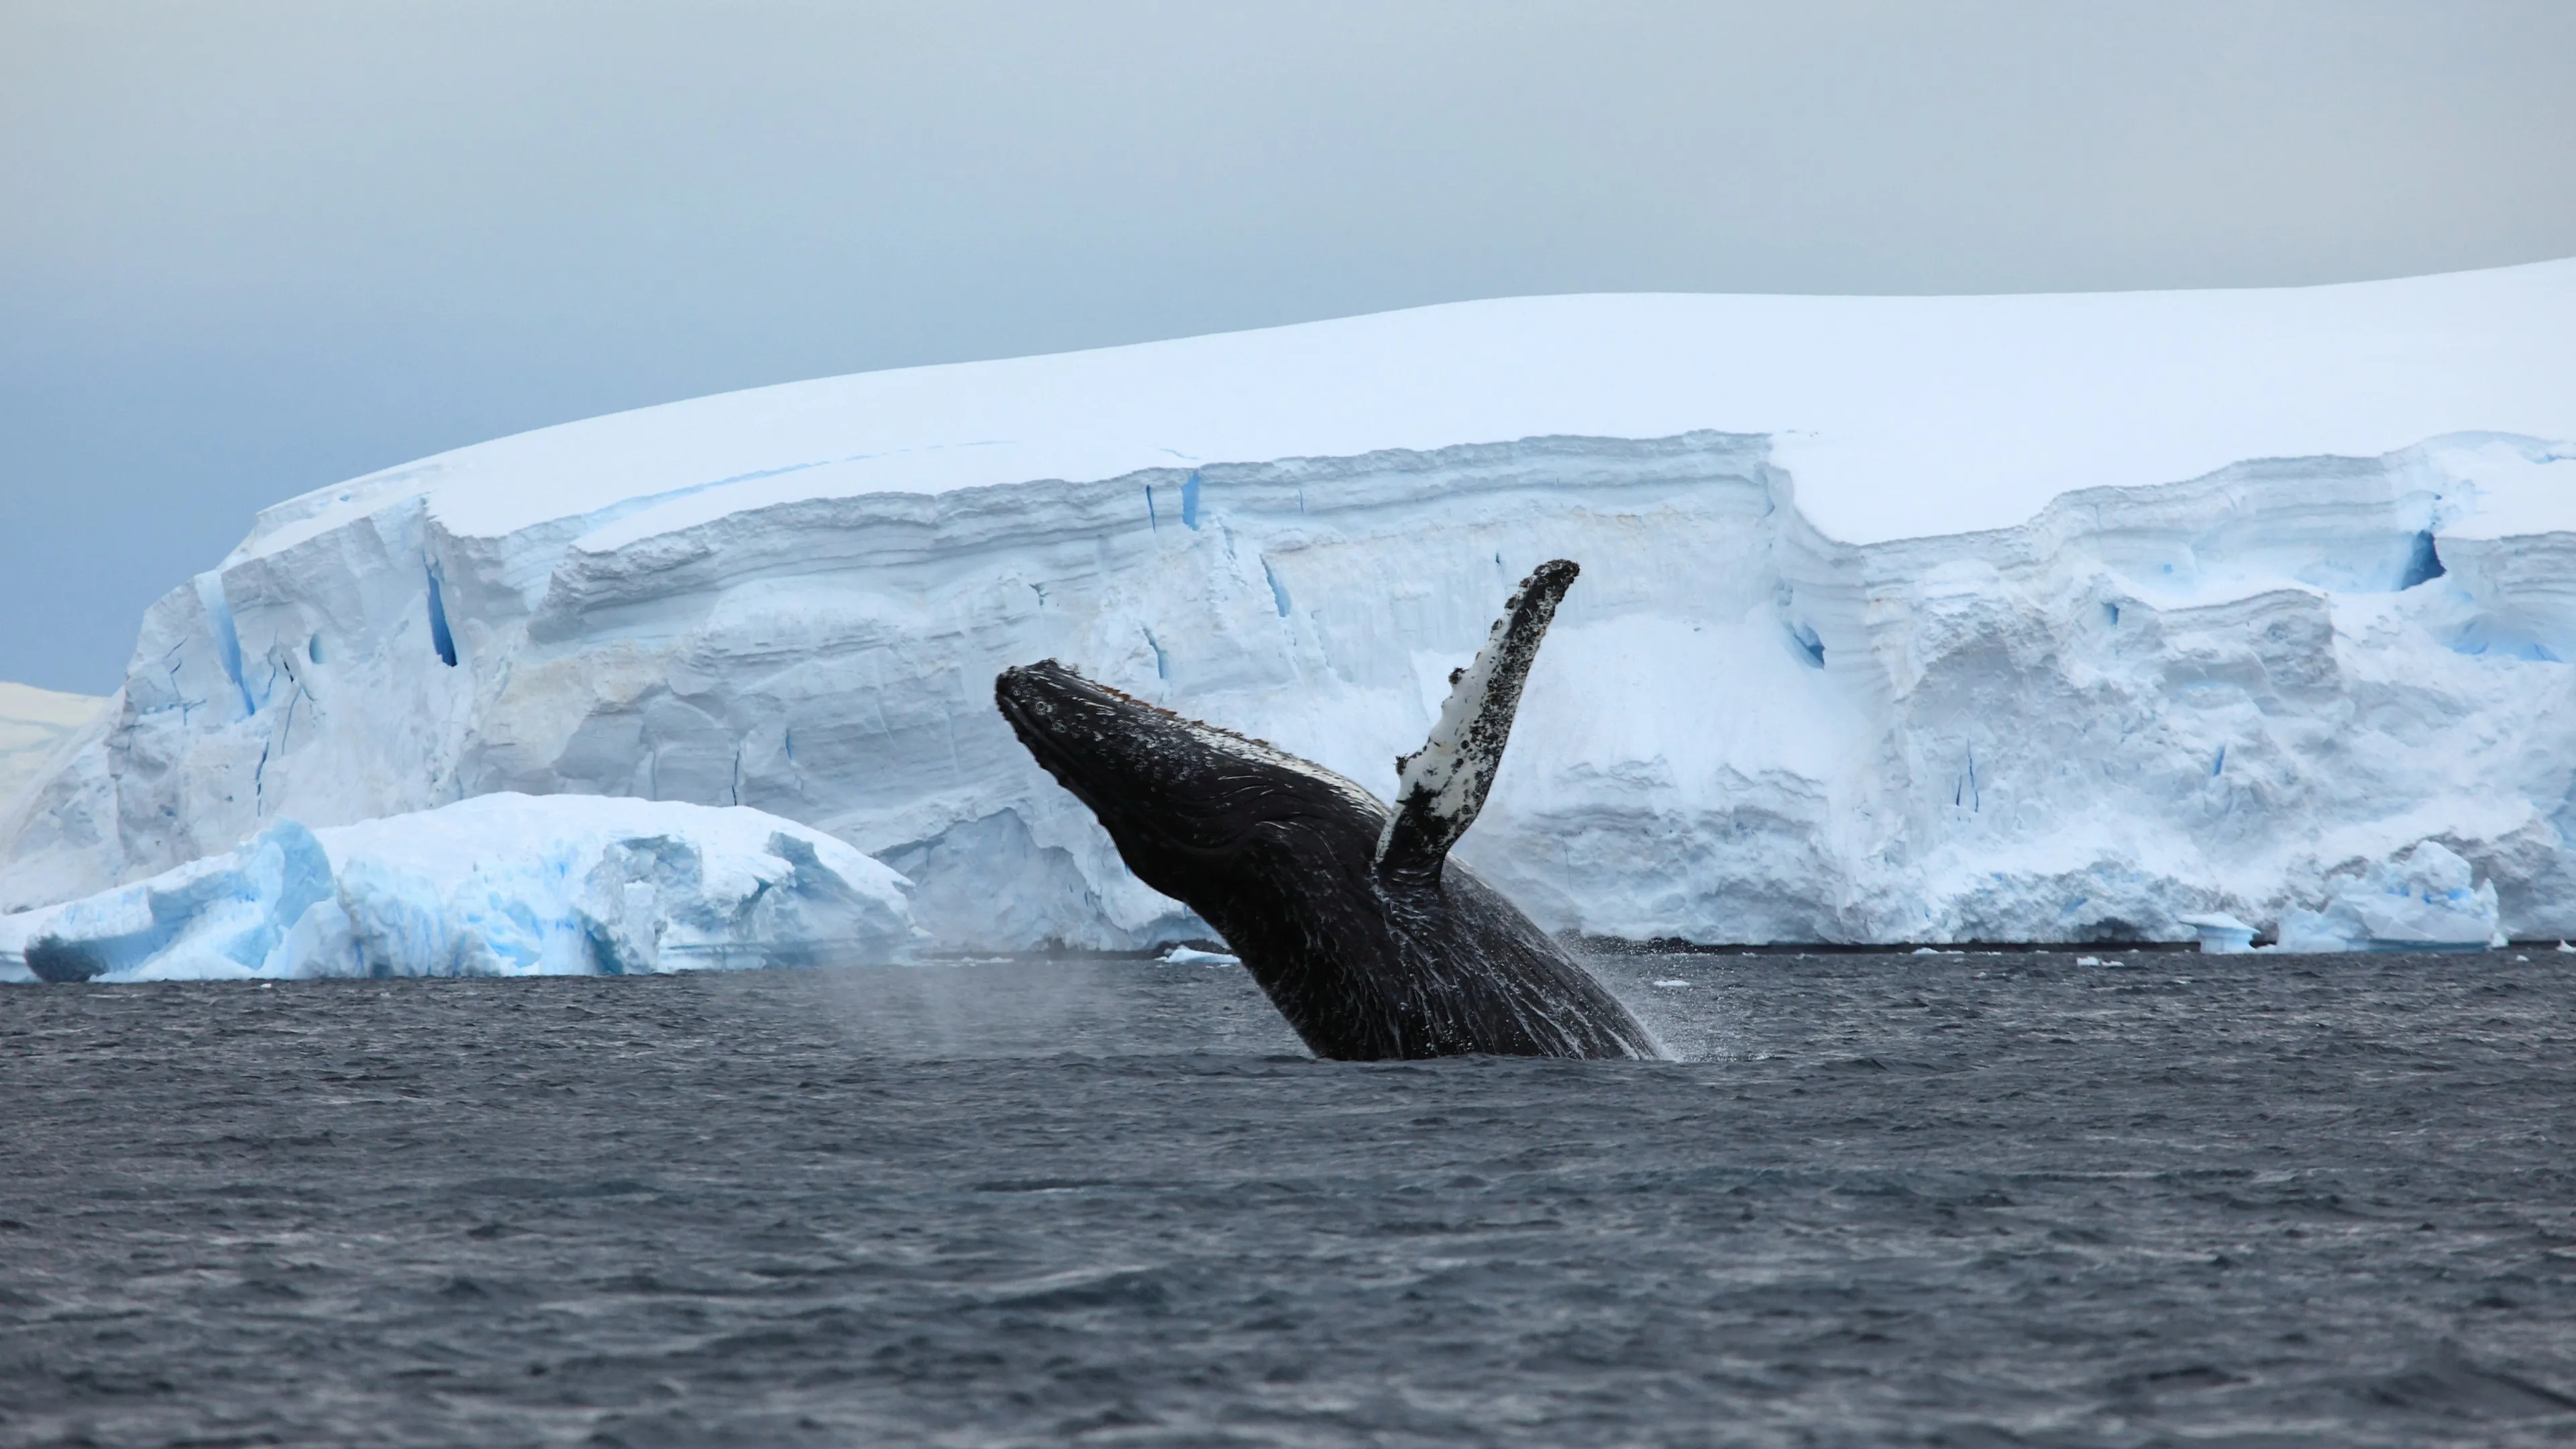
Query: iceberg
[[6, 264, 2576, 951], [2271, 842, 2504, 953], [2176, 913, 2259, 955], [0, 793, 914, 983]]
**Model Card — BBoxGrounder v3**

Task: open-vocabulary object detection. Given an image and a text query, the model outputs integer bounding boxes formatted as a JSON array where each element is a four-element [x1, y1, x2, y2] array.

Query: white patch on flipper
[[1376, 560, 1578, 877]]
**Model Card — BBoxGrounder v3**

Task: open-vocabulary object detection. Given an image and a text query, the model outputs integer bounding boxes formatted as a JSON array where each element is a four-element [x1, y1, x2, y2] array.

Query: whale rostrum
[[994, 559, 1663, 1061]]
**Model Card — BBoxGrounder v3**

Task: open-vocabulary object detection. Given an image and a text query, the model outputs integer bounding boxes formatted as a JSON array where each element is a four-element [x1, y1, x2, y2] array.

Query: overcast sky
[[5, 1, 2575, 692]]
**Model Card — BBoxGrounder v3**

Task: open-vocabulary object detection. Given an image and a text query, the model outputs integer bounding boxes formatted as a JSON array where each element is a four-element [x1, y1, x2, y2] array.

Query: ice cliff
[[0, 793, 913, 983], [6, 262, 2576, 951]]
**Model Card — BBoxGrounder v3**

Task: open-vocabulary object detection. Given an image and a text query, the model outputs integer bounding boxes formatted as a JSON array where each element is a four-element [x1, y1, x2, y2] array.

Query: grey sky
[[5, 1, 2574, 693]]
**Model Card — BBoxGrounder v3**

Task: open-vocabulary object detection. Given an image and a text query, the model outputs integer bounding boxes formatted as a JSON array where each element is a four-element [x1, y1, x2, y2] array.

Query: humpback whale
[[994, 560, 1662, 1061]]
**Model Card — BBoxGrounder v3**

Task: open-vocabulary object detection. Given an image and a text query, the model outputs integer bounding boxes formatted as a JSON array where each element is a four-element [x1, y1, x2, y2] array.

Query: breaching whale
[[994, 559, 1662, 1061]]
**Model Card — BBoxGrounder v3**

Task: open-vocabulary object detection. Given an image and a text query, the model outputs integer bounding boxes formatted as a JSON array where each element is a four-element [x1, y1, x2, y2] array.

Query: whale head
[[993, 661, 1389, 912]]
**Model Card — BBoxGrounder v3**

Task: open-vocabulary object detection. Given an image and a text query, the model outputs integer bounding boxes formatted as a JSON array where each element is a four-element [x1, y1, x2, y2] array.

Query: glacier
[[6, 262, 2576, 957]]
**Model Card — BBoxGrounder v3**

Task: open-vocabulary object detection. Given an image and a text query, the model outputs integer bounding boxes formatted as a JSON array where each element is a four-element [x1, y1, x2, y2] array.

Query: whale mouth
[[996, 660, 1234, 767], [993, 661, 1102, 763], [994, 661, 1151, 802], [993, 659, 1393, 845], [989, 663, 1051, 735]]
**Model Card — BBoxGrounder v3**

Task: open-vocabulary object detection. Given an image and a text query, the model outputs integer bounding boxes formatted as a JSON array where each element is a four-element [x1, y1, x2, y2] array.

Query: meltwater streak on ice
[[5, 268, 2576, 950]]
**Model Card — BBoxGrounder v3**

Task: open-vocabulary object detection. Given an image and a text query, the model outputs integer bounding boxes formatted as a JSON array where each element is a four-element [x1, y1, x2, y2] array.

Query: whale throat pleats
[[1375, 559, 1579, 884]]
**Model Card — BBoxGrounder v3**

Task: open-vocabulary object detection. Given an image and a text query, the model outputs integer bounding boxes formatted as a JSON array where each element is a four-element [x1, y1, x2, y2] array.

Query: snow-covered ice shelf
[[6, 262, 2576, 954]]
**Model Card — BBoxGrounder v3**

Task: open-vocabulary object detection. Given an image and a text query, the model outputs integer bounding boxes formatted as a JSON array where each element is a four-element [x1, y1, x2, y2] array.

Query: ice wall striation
[[4, 423, 2573, 949], [0, 793, 914, 983]]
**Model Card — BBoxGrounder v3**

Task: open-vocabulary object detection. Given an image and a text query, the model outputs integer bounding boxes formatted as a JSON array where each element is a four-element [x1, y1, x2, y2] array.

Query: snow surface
[[7, 264, 2576, 951], [221, 260, 2576, 562], [0, 684, 106, 817], [0, 793, 914, 983]]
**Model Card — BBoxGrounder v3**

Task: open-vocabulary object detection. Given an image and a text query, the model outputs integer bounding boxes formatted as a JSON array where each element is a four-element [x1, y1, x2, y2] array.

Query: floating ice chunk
[[2271, 842, 2500, 953], [0, 794, 914, 983], [13, 820, 333, 983], [1159, 945, 1240, 967], [2271, 912, 2347, 954], [1652, 978, 1692, 987], [2074, 955, 2105, 966], [2177, 912, 2258, 955]]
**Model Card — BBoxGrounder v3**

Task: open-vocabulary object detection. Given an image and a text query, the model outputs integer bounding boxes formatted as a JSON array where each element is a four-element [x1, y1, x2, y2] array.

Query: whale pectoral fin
[[1375, 559, 1579, 883]]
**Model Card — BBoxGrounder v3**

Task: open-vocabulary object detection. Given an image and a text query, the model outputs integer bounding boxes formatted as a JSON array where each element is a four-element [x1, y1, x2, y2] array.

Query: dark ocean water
[[2, 950, 2572, 1448]]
